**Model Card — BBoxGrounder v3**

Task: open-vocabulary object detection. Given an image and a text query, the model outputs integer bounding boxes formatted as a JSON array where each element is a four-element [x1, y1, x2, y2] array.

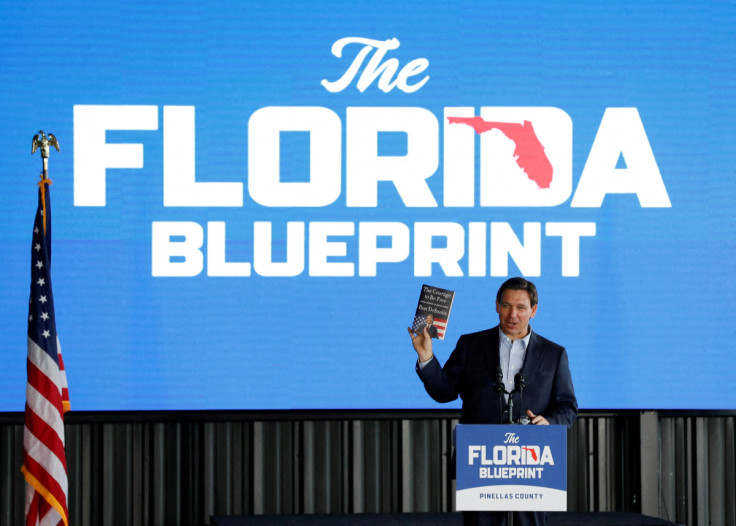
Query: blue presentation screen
[[1, 1, 735, 411]]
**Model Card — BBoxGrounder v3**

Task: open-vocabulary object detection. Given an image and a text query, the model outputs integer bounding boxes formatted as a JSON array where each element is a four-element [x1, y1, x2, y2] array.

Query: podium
[[455, 424, 567, 512]]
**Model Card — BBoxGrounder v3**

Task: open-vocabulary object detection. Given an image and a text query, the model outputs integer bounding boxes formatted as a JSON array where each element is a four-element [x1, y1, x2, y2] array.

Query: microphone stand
[[507, 388, 515, 424], [505, 374, 527, 526], [494, 371, 529, 526], [514, 374, 529, 425]]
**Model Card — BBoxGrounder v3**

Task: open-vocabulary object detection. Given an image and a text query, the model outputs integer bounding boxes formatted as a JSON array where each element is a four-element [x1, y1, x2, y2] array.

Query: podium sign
[[455, 424, 567, 511]]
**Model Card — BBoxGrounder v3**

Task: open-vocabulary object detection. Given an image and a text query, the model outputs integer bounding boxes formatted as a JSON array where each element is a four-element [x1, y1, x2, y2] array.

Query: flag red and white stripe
[[433, 317, 448, 339], [22, 182, 70, 526]]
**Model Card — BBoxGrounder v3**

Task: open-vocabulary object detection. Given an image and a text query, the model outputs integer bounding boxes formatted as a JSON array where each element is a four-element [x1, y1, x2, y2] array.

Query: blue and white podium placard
[[455, 424, 567, 511]]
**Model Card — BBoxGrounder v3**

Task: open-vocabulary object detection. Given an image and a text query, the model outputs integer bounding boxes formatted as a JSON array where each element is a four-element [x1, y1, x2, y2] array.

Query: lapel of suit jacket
[[482, 326, 502, 380], [521, 330, 544, 381]]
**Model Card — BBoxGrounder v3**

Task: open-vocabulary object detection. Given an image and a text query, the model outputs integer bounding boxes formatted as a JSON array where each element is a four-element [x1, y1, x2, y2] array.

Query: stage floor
[[212, 512, 684, 526]]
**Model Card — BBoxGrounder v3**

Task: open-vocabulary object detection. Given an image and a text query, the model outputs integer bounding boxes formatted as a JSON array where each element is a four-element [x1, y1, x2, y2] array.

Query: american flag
[[22, 183, 70, 526]]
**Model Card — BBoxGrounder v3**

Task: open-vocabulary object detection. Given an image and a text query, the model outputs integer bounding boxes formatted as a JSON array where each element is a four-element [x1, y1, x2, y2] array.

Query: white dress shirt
[[499, 328, 531, 400]]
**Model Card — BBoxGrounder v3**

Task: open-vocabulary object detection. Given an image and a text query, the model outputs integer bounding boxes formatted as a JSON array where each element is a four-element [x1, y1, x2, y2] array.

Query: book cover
[[411, 284, 455, 340]]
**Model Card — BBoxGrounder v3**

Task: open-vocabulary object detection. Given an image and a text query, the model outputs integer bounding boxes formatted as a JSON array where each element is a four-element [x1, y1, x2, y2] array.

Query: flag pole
[[26, 130, 70, 526]]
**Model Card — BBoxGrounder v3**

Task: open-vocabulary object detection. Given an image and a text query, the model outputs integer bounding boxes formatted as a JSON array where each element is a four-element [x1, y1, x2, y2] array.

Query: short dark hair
[[496, 277, 538, 307]]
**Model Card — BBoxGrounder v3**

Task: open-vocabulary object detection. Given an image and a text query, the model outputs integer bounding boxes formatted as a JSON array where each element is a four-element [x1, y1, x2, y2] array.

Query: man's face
[[426, 315, 433, 325], [496, 289, 537, 340]]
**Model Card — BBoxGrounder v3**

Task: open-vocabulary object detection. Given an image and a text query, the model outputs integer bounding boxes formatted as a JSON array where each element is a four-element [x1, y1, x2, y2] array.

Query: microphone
[[514, 373, 525, 393], [495, 367, 506, 393], [494, 366, 507, 423]]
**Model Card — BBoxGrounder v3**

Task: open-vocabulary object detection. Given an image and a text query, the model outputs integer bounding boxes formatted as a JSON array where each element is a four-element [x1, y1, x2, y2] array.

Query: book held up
[[411, 284, 455, 340]]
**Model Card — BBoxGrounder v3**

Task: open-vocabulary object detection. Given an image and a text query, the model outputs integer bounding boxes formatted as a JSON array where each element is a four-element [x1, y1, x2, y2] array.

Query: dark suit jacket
[[416, 326, 577, 427]]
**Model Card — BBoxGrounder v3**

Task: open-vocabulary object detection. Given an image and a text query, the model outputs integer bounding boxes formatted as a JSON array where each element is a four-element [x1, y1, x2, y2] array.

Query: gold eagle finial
[[32, 130, 60, 159]]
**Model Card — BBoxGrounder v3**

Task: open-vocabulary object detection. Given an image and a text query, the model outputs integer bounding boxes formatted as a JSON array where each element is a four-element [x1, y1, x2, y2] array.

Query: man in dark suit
[[408, 277, 577, 526], [417, 314, 439, 339]]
